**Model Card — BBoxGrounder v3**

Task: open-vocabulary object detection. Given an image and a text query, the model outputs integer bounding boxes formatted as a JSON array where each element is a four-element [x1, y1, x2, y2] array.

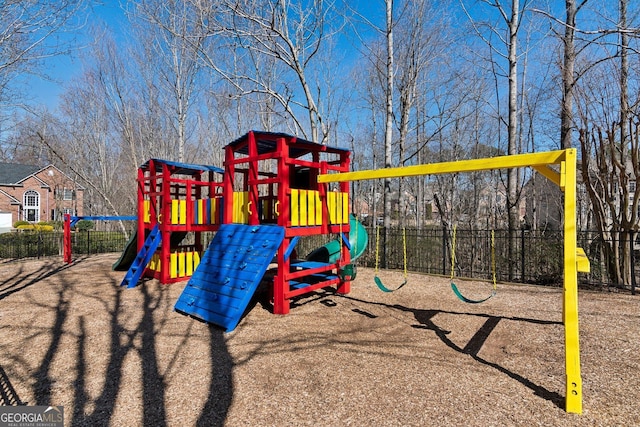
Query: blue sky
[[20, 1, 540, 111], [20, 3, 127, 109], [21, 1, 398, 110]]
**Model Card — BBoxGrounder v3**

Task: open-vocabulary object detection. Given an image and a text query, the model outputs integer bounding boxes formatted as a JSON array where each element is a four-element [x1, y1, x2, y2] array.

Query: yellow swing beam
[[318, 149, 589, 414]]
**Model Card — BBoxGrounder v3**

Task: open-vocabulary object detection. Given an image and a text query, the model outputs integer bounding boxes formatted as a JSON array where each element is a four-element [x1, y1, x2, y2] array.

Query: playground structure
[[118, 131, 367, 330], [317, 148, 589, 414], [108, 130, 588, 414]]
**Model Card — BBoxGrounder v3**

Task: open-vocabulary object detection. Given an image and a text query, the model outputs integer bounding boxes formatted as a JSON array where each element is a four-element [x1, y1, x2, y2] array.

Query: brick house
[[0, 162, 84, 225]]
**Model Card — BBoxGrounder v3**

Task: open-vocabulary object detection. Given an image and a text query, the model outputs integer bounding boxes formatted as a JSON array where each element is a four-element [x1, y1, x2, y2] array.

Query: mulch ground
[[0, 254, 638, 426]]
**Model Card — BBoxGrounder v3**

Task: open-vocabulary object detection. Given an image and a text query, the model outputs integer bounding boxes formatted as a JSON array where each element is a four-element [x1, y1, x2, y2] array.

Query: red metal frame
[[137, 159, 223, 284], [224, 131, 352, 314]]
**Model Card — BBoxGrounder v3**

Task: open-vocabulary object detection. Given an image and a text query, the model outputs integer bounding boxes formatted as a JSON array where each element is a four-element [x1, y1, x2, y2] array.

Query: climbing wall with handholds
[[174, 223, 285, 332]]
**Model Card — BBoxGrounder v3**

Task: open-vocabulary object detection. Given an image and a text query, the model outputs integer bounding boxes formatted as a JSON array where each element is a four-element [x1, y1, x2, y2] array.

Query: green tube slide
[[305, 214, 369, 263]]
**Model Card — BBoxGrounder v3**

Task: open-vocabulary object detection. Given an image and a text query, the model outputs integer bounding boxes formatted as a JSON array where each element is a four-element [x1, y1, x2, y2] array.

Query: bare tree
[[382, 0, 394, 233], [132, 0, 210, 162], [0, 1, 85, 152], [559, 0, 580, 149], [0, 1, 84, 96], [575, 0, 640, 287], [460, 0, 531, 279], [187, 0, 342, 143], [393, 2, 448, 227]]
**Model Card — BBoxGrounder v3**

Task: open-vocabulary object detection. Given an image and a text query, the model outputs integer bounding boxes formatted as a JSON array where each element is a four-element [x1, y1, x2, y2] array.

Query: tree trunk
[[383, 0, 394, 264], [507, 0, 520, 281], [560, 0, 577, 149]]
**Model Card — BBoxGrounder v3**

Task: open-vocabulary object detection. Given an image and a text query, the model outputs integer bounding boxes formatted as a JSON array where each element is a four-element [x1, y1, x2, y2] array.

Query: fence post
[[86, 230, 90, 255], [37, 232, 42, 259], [520, 228, 526, 283], [442, 226, 447, 276], [631, 230, 636, 296], [382, 227, 387, 269]]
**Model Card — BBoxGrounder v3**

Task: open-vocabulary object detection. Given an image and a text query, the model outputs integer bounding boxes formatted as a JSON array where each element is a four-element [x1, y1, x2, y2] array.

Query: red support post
[[223, 144, 235, 224], [63, 214, 72, 264], [337, 151, 352, 294], [248, 131, 260, 225], [273, 135, 290, 314], [137, 166, 145, 254], [161, 163, 171, 284]]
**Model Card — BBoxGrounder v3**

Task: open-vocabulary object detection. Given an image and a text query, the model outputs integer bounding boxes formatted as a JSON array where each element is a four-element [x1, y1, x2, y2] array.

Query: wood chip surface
[[0, 254, 638, 426]]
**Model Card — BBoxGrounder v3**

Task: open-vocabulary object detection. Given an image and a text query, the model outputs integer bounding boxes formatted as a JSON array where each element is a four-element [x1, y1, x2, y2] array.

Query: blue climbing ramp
[[174, 224, 285, 332], [120, 224, 161, 288]]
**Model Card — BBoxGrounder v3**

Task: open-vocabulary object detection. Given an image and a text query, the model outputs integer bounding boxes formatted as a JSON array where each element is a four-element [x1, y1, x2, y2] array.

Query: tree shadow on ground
[[196, 326, 234, 427], [333, 293, 566, 410], [69, 281, 234, 427], [0, 259, 79, 301], [3, 257, 234, 425]]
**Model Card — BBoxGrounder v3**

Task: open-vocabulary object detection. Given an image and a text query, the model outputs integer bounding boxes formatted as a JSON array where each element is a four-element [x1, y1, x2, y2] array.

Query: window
[[63, 188, 74, 200], [630, 181, 636, 194], [23, 190, 40, 222]]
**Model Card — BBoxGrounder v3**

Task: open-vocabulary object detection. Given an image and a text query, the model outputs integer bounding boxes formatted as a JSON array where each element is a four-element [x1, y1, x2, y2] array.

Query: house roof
[[0, 162, 42, 185], [0, 188, 20, 204]]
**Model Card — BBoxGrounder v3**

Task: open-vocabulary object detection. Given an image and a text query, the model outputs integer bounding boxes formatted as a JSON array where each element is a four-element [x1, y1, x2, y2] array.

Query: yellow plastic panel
[[148, 253, 159, 271], [308, 191, 316, 226], [328, 192, 337, 224], [576, 248, 590, 273], [178, 251, 186, 277], [232, 193, 238, 223], [242, 192, 249, 223], [291, 189, 299, 226], [233, 192, 249, 223], [179, 200, 187, 225], [171, 200, 179, 225], [186, 251, 194, 276], [315, 192, 322, 225], [170, 252, 177, 278], [143, 200, 151, 223], [342, 193, 349, 224], [300, 190, 308, 226], [197, 200, 204, 224]]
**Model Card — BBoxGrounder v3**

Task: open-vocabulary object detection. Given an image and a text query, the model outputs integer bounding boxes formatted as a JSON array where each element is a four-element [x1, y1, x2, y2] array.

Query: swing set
[[318, 148, 589, 414]]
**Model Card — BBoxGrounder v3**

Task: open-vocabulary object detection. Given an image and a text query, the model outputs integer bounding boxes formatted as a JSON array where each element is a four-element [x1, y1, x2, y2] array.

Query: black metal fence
[[297, 226, 639, 293], [0, 230, 129, 261], [0, 231, 64, 259], [1, 227, 638, 293]]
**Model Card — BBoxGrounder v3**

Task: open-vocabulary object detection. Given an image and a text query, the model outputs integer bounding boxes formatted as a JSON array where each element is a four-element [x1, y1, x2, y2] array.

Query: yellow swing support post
[[318, 148, 589, 414]]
